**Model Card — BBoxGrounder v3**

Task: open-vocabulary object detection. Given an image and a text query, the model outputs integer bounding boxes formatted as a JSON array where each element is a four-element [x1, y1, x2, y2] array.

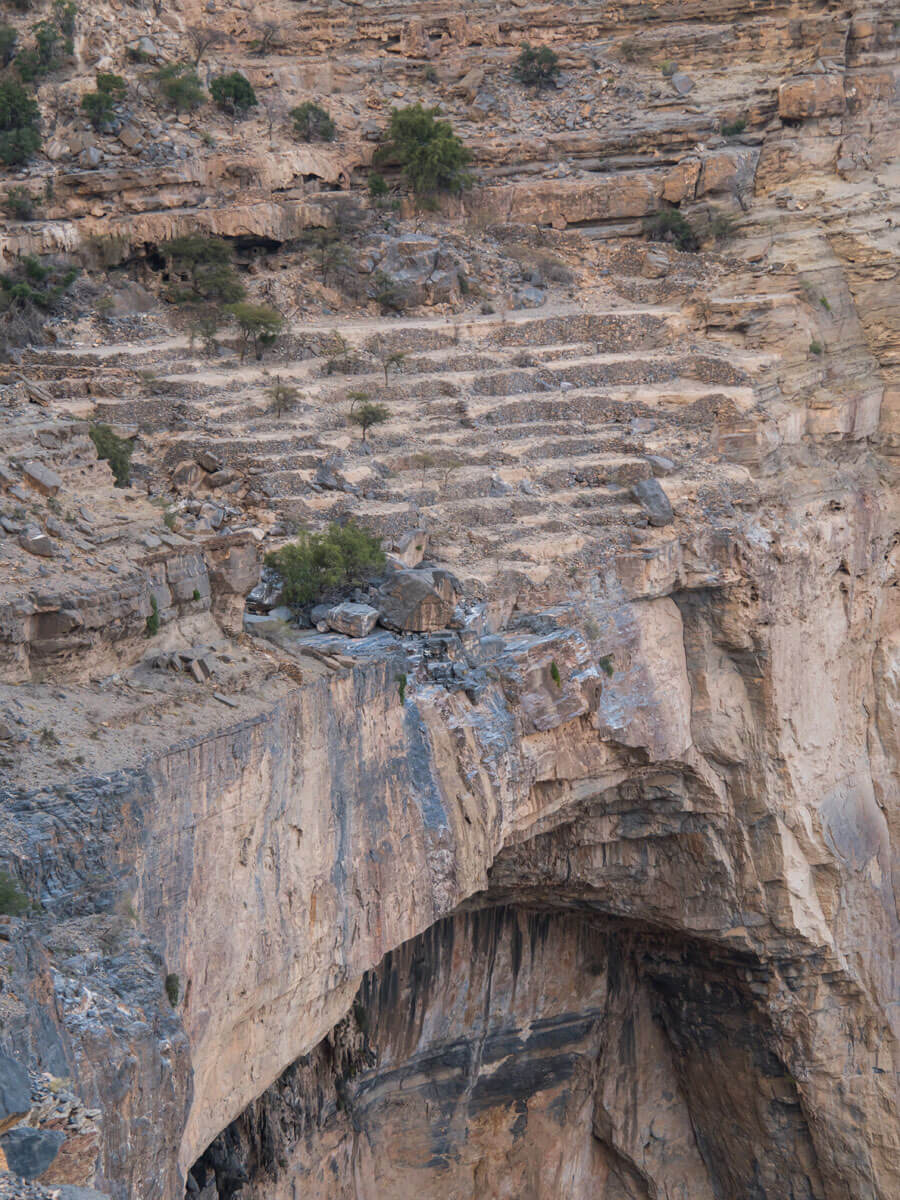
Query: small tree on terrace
[[380, 348, 405, 385], [348, 394, 389, 442], [226, 301, 284, 361], [210, 71, 257, 117], [514, 43, 560, 90], [375, 104, 471, 196], [268, 376, 301, 415]]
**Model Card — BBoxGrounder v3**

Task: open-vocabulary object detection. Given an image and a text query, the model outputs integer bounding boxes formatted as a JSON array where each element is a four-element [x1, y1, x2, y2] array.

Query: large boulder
[[0, 1052, 30, 1134], [0, 1126, 66, 1179], [22, 461, 62, 497], [389, 529, 428, 568], [377, 569, 458, 633], [632, 478, 674, 527], [326, 603, 380, 638]]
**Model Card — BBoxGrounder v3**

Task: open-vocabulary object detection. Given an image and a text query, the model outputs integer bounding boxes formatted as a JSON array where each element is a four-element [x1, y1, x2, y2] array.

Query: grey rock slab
[[671, 72, 695, 95], [0, 1126, 66, 1179], [18, 530, 56, 558], [0, 1052, 30, 1133], [22, 462, 62, 497], [632, 478, 675, 526]]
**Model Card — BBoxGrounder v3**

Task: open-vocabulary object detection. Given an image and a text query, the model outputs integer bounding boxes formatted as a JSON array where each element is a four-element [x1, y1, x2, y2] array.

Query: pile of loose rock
[[0, 1054, 107, 1199]]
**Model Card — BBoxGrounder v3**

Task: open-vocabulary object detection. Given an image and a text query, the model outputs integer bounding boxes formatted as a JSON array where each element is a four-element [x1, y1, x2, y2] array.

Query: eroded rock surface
[[0, 0, 897, 1197]]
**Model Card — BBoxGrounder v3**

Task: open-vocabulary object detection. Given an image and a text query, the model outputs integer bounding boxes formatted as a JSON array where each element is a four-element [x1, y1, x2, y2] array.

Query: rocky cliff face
[[0, 0, 897, 1197]]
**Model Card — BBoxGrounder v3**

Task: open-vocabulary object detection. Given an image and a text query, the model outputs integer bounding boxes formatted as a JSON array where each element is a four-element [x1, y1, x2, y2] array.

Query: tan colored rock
[[778, 75, 845, 119]]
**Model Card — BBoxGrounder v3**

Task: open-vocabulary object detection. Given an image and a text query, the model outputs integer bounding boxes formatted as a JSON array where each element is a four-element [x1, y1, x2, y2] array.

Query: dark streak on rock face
[[192, 906, 827, 1200]]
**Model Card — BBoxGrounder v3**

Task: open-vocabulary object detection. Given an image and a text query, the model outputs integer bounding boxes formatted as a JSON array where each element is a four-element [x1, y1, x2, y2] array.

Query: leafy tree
[[161, 235, 245, 304], [267, 376, 300, 415], [0, 24, 18, 67], [645, 207, 699, 252], [514, 43, 560, 89], [210, 71, 257, 116], [375, 104, 471, 195], [80, 72, 126, 131], [368, 171, 389, 201], [226, 301, 283, 361], [290, 100, 335, 141], [348, 396, 389, 441], [721, 117, 747, 138], [265, 520, 385, 607], [89, 422, 133, 487], [155, 62, 205, 114], [188, 307, 224, 356]]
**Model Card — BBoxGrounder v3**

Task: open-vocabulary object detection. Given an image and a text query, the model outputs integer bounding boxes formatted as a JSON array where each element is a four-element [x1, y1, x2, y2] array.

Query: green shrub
[[89, 422, 133, 486], [164, 972, 179, 1006], [0, 24, 18, 67], [290, 100, 335, 141], [155, 62, 205, 114], [348, 398, 389, 441], [210, 71, 257, 116], [720, 117, 747, 138], [375, 103, 471, 195], [81, 73, 126, 131], [264, 520, 386, 607], [5, 185, 37, 220], [0, 255, 78, 346], [225, 301, 284, 361], [368, 171, 389, 201], [146, 594, 160, 636], [809, 340, 823, 356], [0, 77, 41, 165], [396, 672, 407, 703], [660, 59, 678, 77], [0, 870, 27, 916], [514, 43, 560, 89], [645, 207, 699, 252]]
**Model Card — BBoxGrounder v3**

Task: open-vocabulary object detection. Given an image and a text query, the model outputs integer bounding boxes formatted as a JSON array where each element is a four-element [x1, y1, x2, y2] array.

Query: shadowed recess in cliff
[[187, 906, 827, 1200]]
